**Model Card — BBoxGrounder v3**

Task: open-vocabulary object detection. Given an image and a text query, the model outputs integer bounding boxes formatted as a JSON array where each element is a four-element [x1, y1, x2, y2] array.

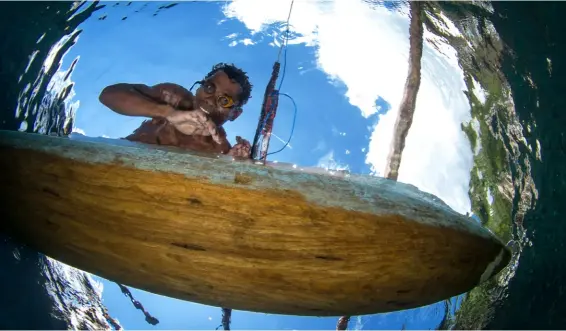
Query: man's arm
[[99, 83, 194, 118]]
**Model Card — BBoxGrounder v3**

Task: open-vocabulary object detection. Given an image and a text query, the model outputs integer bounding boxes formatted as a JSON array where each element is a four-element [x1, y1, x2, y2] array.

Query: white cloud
[[317, 150, 349, 172], [228, 37, 256, 47], [487, 187, 494, 205], [470, 118, 482, 155], [225, 0, 473, 214], [471, 76, 487, 104], [241, 38, 255, 45], [354, 315, 367, 330], [72, 127, 86, 135], [312, 139, 327, 153]]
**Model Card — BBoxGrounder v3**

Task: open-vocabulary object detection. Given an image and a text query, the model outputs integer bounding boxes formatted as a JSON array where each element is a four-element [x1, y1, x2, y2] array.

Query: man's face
[[195, 70, 243, 126]]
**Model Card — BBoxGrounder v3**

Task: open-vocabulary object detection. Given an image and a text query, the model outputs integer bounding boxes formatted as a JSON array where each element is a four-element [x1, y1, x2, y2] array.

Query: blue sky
[[67, 1, 382, 175], [91, 274, 459, 330], [51, 0, 479, 329]]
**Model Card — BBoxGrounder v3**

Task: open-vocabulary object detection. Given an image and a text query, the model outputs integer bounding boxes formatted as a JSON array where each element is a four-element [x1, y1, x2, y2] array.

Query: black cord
[[277, 21, 291, 91], [267, 92, 297, 156]]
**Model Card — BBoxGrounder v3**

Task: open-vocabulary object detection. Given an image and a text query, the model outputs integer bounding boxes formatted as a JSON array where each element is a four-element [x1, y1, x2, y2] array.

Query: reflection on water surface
[[0, 0, 564, 329]]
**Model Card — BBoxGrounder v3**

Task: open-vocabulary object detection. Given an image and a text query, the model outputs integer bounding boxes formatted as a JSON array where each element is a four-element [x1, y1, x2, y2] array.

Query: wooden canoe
[[0, 130, 510, 316]]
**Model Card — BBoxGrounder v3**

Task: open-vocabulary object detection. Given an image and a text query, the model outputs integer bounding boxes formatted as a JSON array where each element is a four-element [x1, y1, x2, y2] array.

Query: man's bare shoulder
[[152, 82, 191, 93], [150, 83, 194, 109]]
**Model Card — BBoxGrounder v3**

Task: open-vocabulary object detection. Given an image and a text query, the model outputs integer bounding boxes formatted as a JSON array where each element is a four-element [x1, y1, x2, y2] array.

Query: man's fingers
[[167, 110, 224, 144], [175, 123, 198, 135], [228, 141, 252, 158], [168, 111, 209, 136], [166, 112, 189, 124], [234, 136, 251, 146], [167, 111, 206, 124]]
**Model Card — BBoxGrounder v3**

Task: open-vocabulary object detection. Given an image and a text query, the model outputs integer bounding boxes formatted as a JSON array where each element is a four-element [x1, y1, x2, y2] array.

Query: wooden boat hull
[[0, 130, 510, 316]]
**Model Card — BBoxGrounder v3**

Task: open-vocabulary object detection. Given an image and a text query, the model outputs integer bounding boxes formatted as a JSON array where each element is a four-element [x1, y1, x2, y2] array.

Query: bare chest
[[125, 119, 229, 154]]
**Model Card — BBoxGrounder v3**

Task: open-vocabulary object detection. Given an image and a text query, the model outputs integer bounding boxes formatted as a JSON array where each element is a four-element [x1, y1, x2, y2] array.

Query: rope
[[276, 0, 295, 62], [277, 0, 294, 91], [267, 92, 297, 156]]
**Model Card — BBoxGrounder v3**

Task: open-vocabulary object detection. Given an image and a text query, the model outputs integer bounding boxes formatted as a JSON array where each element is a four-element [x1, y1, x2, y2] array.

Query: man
[[99, 63, 253, 158]]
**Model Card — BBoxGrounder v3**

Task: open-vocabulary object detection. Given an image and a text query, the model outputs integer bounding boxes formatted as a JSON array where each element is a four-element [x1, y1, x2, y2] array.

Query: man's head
[[193, 63, 253, 126]]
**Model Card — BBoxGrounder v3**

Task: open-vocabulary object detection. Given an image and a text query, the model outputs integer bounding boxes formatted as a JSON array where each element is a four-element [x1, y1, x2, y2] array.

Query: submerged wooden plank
[[0, 130, 510, 316]]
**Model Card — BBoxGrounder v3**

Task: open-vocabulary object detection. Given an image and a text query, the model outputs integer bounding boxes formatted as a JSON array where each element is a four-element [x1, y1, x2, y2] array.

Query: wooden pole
[[221, 308, 232, 330], [337, 315, 350, 330], [339, 2, 425, 329], [384, 1, 424, 181], [116, 283, 159, 325]]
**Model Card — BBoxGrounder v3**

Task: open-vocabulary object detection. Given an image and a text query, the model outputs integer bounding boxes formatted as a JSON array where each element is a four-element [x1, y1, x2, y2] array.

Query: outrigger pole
[[223, 0, 424, 329], [250, 61, 281, 162], [250, 0, 295, 163], [220, 2, 290, 328], [334, 1, 425, 329], [215, 308, 232, 331]]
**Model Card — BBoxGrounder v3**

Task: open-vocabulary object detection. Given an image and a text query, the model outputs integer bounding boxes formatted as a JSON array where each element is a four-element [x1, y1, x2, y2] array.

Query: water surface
[[0, 1, 564, 329]]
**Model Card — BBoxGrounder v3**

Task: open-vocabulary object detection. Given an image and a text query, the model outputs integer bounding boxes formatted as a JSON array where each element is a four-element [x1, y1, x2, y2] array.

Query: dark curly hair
[[204, 63, 253, 106]]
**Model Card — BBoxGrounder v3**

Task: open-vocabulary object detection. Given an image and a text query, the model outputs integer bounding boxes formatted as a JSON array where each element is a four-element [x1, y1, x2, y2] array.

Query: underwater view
[[0, 0, 564, 329]]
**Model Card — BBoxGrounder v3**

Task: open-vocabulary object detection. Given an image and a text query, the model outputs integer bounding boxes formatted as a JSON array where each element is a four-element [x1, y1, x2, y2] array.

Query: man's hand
[[157, 84, 194, 110], [165, 109, 223, 144], [99, 82, 195, 119], [228, 136, 252, 159]]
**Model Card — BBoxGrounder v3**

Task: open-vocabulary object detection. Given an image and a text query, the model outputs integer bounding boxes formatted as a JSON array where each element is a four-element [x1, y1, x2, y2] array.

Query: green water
[[484, 2, 565, 328]]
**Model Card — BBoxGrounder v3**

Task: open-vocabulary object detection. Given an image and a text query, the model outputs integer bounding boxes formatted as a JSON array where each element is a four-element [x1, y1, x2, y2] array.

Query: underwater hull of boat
[[0, 130, 510, 316]]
